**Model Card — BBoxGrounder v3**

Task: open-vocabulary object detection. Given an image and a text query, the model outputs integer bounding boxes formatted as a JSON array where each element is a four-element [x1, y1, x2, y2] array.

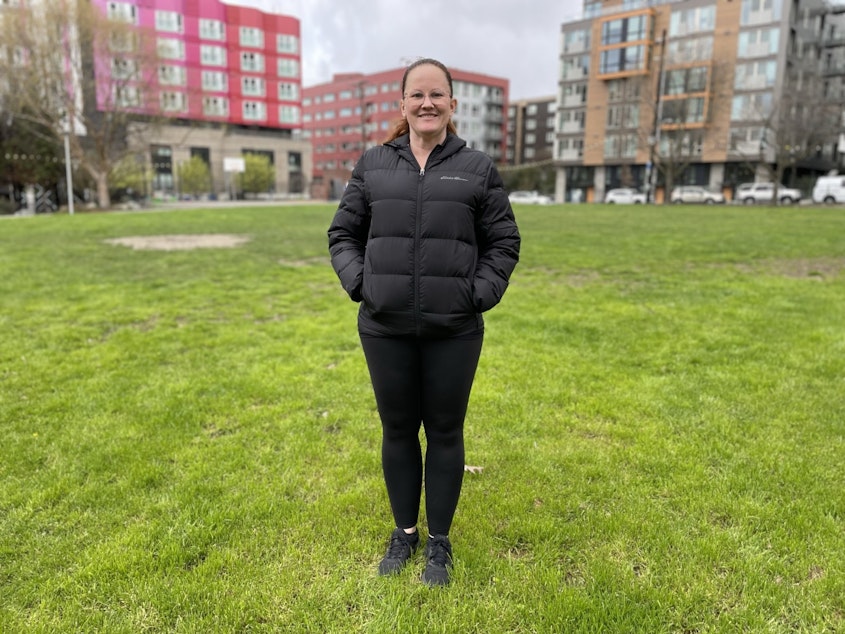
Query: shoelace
[[427, 539, 451, 566], [386, 534, 411, 559]]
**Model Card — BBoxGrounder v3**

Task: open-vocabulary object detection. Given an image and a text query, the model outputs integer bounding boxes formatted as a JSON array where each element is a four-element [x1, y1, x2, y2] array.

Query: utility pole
[[647, 29, 667, 204]]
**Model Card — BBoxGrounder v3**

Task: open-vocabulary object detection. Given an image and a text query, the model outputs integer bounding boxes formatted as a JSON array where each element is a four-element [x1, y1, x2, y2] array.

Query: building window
[[741, 0, 782, 25], [200, 45, 227, 67], [669, 6, 715, 36], [109, 31, 138, 52], [155, 10, 182, 34], [607, 104, 639, 128], [158, 64, 186, 86], [160, 91, 187, 112], [243, 101, 267, 121], [662, 97, 705, 124], [601, 15, 647, 45], [107, 1, 136, 24], [604, 133, 638, 158], [734, 60, 777, 90], [111, 57, 138, 80], [278, 81, 298, 100], [564, 28, 590, 53], [202, 70, 227, 92], [203, 97, 229, 117], [279, 106, 300, 124], [664, 66, 709, 95], [667, 36, 714, 63], [276, 58, 299, 79], [600, 45, 645, 74], [199, 19, 225, 41], [242, 76, 266, 97], [277, 34, 298, 54], [241, 52, 265, 73], [738, 28, 780, 58], [151, 145, 173, 191], [157, 38, 185, 61], [240, 27, 264, 48], [114, 85, 140, 108], [731, 92, 773, 120]]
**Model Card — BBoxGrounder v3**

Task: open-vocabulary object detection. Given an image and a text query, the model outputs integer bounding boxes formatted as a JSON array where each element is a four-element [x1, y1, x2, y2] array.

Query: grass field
[[1, 202, 844, 633]]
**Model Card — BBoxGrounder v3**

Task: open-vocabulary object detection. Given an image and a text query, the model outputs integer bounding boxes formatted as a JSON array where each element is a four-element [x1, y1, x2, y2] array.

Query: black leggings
[[360, 334, 483, 536]]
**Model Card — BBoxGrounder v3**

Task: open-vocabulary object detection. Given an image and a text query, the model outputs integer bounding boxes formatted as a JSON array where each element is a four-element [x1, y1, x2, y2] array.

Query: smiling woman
[[392, 58, 458, 168], [327, 58, 520, 587]]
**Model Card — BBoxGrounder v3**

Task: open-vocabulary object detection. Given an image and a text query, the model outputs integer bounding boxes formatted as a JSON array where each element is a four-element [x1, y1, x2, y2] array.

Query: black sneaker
[[421, 534, 453, 586], [378, 528, 419, 576]]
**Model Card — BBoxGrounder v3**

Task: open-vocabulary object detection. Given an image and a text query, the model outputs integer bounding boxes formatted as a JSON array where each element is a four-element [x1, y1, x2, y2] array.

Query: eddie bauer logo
[[440, 176, 468, 181]]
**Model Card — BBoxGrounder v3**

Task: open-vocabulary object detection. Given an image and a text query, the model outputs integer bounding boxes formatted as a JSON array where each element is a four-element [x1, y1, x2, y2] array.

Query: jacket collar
[[386, 133, 467, 165]]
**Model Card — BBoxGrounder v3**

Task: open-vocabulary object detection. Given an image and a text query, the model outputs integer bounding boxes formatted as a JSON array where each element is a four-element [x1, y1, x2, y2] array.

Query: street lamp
[[62, 117, 75, 215]]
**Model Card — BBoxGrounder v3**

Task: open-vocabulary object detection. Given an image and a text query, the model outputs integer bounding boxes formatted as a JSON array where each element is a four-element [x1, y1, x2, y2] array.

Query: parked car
[[670, 185, 725, 205], [508, 190, 553, 205], [812, 175, 845, 204], [605, 188, 646, 204], [736, 182, 802, 204]]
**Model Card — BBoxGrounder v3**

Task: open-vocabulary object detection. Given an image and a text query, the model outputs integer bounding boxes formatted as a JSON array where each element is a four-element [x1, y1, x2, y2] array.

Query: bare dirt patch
[[735, 257, 845, 280], [104, 234, 251, 251], [277, 256, 330, 268], [762, 257, 845, 280]]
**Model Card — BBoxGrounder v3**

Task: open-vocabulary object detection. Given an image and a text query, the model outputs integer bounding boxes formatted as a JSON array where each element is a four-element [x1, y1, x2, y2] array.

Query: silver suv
[[736, 182, 801, 205]]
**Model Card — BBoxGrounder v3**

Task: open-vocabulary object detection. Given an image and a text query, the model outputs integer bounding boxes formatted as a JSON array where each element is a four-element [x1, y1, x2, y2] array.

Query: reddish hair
[[384, 58, 457, 143]]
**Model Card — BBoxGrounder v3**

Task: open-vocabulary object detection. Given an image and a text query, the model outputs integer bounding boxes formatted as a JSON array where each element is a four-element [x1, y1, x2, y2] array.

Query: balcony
[[822, 62, 845, 76]]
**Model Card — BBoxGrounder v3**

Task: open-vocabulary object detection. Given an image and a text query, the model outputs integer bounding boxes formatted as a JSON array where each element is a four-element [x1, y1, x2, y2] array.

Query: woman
[[328, 58, 520, 586]]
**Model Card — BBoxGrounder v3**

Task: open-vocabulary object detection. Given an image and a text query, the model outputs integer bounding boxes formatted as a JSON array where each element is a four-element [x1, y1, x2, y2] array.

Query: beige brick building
[[555, 0, 845, 203]]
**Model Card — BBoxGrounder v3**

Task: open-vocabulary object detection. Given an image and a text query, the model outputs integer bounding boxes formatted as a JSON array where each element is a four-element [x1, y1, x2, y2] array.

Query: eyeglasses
[[403, 90, 451, 105]]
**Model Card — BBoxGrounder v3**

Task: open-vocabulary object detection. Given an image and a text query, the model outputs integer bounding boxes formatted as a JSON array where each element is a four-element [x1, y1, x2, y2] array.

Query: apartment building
[[2, 0, 311, 200], [96, 0, 313, 197], [555, 0, 845, 203], [506, 96, 557, 166], [303, 67, 508, 199]]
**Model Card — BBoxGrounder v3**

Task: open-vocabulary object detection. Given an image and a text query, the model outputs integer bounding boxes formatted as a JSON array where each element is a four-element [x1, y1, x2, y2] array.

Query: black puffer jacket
[[328, 133, 520, 338]]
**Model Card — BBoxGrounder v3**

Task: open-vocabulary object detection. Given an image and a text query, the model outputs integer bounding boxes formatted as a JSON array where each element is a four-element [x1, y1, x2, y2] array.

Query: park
[[1, 202, 843, 632]]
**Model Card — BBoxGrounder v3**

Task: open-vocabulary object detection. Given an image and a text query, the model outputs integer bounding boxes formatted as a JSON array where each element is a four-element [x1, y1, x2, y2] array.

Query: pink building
[[91, 0, 302, 130], [86, 0, 310, 197]]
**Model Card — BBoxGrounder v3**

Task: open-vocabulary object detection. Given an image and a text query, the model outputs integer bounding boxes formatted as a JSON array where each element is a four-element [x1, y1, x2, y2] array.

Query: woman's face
[[400, 64, 457, 143]]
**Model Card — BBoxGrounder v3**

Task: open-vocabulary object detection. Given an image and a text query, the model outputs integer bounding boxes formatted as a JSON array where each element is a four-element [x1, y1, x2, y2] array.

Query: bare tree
[[759, 88, 838, 201], [729, 63, 839, 204], [639, 56, 733, 203], [0, 0, 163, 208]]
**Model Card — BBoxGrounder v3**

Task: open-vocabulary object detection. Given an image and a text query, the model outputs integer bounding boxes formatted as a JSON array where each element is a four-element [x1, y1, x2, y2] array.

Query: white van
[[812, 175, 845, 204]]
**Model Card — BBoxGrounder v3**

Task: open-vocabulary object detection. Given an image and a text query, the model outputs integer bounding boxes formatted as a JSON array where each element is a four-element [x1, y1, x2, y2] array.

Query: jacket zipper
[[414, 166, 424, 335]]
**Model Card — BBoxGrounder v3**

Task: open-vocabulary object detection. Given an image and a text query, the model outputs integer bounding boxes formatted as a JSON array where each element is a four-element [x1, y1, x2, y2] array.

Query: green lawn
[[1, 203, 844, 633]]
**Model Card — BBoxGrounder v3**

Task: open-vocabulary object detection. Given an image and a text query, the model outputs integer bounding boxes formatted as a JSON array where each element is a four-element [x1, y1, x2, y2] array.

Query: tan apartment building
[[555, 0, 845, 203]]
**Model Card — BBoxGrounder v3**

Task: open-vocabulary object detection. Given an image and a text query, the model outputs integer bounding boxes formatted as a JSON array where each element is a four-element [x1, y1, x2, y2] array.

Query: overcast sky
[[224, 0, 585, 100]]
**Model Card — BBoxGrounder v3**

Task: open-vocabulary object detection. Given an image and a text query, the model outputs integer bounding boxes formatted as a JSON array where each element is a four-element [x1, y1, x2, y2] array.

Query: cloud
[[226, 0, 583, 99]]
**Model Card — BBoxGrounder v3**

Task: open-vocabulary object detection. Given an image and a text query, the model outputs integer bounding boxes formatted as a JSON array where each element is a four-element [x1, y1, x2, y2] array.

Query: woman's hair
[[383, 58, 457, 142]]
